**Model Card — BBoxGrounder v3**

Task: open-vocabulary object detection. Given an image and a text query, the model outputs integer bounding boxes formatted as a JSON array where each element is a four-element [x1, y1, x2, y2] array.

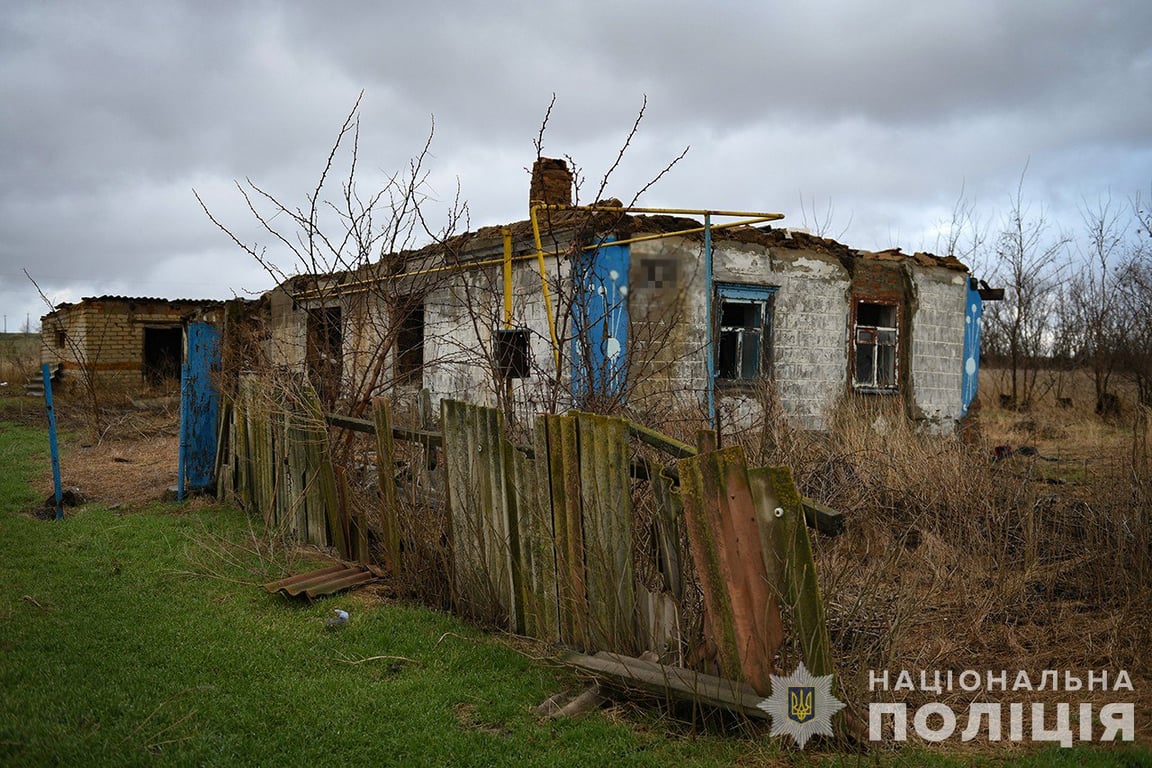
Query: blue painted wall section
[[179, 322, 221, 493], [961, 281, 984, 416], [571, 239, 629, 401]]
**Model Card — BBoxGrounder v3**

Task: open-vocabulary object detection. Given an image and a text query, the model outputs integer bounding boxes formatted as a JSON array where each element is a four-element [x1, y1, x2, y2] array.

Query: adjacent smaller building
[[40, 296, 219, 391]]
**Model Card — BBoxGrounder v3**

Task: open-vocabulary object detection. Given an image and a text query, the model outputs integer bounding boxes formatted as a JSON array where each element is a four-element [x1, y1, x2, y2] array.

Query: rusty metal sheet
[[677, 445, 783, 696], [263, 564, 378, 599]]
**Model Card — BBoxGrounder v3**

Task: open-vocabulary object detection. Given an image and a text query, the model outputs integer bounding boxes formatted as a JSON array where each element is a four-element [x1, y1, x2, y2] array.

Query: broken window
[[55, 328, 66, 348], [494, 328, 530, 380], [395, 306, 424, 385], [853, 302, 898, 391], [306, 306, 343, 406], [715, 284, 775, 382]]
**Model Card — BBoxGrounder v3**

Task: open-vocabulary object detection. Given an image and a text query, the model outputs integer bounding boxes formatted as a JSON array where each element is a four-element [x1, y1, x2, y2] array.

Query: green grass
[[0, 420, 1149, 766], [0, 421, 744, 766]]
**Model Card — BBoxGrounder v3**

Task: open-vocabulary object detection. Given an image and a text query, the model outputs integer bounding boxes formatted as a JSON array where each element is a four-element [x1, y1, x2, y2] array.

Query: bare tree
[[24, 270, 112, 438], [1067, 193, 1128, 415], [935, 182, 988, 267], [1117, 187, 1152, 407], [196, 94, 465, 402], [797, 193, 853, 240], [984, 167, 1069, 408]]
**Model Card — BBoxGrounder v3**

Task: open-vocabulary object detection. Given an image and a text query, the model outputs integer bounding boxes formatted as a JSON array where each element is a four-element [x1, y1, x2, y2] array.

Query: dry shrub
[[733, 384, 1151, 721]]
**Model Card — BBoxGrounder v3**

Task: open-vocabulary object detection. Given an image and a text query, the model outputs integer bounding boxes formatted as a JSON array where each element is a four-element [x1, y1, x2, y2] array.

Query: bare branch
[[627, 144, 689, 208], [592, 95, 647, 204], [533, 93, 556, 158]]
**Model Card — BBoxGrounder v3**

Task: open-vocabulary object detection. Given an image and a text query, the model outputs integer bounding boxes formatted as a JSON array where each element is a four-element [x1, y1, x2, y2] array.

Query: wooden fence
[[219, 378, 834, 696]]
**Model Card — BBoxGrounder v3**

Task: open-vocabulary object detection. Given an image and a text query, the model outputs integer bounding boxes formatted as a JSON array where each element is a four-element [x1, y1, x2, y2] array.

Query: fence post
[[41, 364, 63, 520]]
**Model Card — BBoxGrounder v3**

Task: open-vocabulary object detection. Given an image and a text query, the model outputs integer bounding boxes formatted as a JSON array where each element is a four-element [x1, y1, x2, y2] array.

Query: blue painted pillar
[[961, 281, 984, 416], [571, 238, 629, 402]]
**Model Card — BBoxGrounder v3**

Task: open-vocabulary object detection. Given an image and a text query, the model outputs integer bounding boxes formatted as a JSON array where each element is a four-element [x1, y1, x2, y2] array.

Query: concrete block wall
[[723, 247, 850, 432], [910, 268, 968, 426], [629, 238, 851, 431]]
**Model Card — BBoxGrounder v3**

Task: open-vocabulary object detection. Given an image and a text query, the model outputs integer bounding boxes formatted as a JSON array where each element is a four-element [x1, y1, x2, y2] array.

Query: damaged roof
[[48, 296, 221, 312], [391, 208, 969, 273]]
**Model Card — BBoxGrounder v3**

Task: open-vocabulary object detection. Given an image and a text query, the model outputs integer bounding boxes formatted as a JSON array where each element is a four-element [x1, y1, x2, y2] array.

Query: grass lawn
[[0, 415, 1149, 766]]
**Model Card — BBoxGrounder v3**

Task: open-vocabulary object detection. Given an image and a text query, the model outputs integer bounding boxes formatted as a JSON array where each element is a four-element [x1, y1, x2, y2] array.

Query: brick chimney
[[530, 157, 573, 208]]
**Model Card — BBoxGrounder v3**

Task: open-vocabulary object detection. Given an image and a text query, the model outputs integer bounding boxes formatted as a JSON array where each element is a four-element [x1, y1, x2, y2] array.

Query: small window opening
[[306, 306, 343, 405], [396, 307, 424, 385], [55, 329, 67, 348], [715, 287, 774, 382], [494, 328, 530, 380], [853, 302, 898, 390]]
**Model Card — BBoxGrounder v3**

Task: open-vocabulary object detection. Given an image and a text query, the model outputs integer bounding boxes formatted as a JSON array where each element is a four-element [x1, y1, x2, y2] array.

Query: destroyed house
[[258, 159, 985, 432], [40, 296, 220, 391]]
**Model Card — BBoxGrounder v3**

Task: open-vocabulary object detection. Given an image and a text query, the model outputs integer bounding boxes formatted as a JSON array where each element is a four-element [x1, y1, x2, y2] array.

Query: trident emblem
[[788, 686, 815, 723]]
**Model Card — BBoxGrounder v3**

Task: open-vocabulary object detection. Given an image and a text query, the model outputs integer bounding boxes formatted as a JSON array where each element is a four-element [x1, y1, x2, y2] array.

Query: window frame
[[393, 305, 425, 386], [714, 283, 777, 385], [851, 300, 900, 393]]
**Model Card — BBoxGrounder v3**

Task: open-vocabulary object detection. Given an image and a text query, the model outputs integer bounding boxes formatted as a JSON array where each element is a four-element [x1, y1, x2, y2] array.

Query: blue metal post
[[704, 213, 716, 426], [41, 364, 63, 520], [176, 360, 189, 502]]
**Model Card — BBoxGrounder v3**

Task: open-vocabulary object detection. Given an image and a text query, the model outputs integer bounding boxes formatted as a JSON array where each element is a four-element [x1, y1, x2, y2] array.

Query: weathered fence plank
[[302, 387, 345, 558], [751, 466, 833, 678], [545, 413, 588, 649], [677, 445, 783, 695], [510, 419, 559, 641], [442, 400, 520, 629], [371, 399, 401, 574], [575, 412, 636, 654], [561, 651, 769, 720]]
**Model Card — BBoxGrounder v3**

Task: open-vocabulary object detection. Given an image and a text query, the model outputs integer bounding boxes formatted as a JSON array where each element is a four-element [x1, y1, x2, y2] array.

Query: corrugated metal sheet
[[573, 412, 635, 654], [678, 445, 783, 696], [263, 564, 378, 599]]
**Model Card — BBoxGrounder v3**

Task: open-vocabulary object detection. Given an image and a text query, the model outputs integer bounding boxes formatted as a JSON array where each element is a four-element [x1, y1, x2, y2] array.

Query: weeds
[[729, 378, 1151, 725]]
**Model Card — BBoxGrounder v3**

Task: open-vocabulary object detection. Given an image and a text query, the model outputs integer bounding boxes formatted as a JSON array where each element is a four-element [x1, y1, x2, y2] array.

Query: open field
[[1, 373, 1150, 765], [0, 333, 38, 390]]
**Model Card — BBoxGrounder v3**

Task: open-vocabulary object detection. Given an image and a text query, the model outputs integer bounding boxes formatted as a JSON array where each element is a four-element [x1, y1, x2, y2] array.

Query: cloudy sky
[[2, 0, 1150, 332]]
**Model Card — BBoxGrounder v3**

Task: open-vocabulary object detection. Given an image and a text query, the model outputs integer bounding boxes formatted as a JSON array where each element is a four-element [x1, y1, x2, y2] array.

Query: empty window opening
[[853, 302, 898, 390], [495, 328, 530, 380], [143, 326, 183, 385], [715, 285, 775, 382], [395, 307, 424, 385], [55, 329, 66, 348], [306, 306, 343, 405]]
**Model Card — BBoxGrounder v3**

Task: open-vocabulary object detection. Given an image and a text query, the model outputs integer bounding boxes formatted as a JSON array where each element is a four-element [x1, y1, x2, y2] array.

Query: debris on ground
[[263, 563, 381, 600]]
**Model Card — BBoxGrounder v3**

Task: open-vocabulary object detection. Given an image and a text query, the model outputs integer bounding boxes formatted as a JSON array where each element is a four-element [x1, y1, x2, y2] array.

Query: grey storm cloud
[[1, 0, 1151, 330]]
